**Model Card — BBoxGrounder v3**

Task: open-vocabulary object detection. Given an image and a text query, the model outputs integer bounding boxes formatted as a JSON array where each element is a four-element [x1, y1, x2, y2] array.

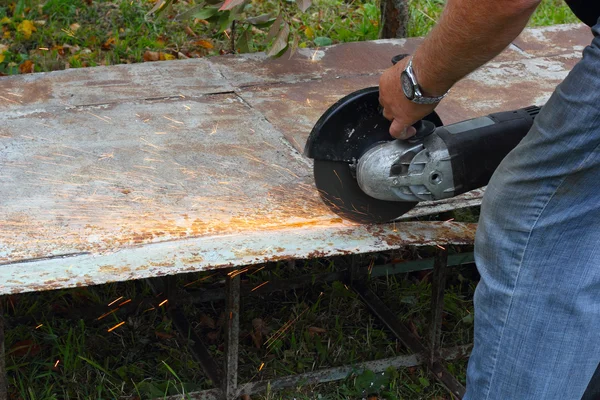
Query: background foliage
[[0, 0, 578, 75]]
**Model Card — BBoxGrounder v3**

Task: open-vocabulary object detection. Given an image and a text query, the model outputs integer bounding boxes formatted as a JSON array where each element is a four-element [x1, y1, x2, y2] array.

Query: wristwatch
[[401, 57, 448, 105]]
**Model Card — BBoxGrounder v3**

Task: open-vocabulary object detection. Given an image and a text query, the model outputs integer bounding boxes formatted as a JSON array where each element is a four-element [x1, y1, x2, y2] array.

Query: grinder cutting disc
[[314, 160, 417, 223], [305, 87, 442, 224]]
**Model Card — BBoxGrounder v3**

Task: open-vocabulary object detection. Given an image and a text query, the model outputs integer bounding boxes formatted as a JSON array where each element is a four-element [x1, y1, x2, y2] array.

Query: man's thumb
[[390, 120, 417, 139]]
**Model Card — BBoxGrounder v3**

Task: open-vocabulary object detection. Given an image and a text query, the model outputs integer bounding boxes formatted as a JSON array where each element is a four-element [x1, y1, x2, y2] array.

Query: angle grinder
[[304, 57, 540, 223]]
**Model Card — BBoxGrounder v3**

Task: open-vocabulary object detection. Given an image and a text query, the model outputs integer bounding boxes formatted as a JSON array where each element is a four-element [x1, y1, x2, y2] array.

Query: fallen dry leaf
[[160, 52, 176, 61], [252, 318, 270, 335], [52, 45, 65, 56], [155, 331, 174, 340], [143, 51, 176, 62], [185, 25, 197, 37], [198, 313, 216, 329], [206, 330, 220, 343], [250, 331, 262, 349], [17, 20, 36, 40], [0, 44, 8, 64], [19, 60, 34, 74], [308, 326, 327, 335], [194, 39, 213, 49], [143, 51, 160, 61], [9, 340, 41, 357], [102, 37, 116, 50], [69, 23, 81, 32]]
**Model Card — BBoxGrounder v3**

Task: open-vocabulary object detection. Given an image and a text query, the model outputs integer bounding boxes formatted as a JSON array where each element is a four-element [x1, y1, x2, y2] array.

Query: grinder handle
[[437, 106, 540, 196]]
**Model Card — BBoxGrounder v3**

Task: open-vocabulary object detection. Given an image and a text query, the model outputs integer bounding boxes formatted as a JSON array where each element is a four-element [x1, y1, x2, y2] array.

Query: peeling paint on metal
[[0, 24, 590, 294]]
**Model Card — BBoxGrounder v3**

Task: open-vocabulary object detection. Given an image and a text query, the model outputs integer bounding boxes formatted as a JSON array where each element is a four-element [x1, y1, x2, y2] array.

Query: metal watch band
[[404, 57, 448, 105]]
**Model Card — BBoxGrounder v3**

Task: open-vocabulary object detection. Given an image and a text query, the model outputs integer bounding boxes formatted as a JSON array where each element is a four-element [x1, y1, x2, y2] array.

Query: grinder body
[[356, 106, 540, 203]]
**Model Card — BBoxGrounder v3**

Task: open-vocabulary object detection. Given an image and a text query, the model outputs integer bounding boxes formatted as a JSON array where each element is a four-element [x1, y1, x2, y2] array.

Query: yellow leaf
[[17, 20, 36, 39], [194, 39, 213, 49], [162, 53, 176, 60], [0, 54, 4, 63], [0, 17, 10, 25], [305, 26, 314, 40]]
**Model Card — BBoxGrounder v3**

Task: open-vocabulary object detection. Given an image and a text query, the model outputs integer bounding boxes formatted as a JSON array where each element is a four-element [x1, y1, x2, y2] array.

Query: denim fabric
[[464, 23, 600, 400]]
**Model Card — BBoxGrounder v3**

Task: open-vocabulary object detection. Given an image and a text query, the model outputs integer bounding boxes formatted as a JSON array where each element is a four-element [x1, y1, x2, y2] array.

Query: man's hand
[[378, 0, 541, 139], [379, 57, 439, 139]]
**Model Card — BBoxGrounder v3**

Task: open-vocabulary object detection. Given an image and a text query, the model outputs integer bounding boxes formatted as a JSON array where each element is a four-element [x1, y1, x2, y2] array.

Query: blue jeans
[[465, 23, 600, 400]]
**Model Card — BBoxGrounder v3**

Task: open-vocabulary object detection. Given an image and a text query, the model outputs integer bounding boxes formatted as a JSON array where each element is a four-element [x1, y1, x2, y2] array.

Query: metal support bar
[[223, 275, 241, 399], [430, 249, 448, 365], [185, 253, 475, 304], [0, 299, 6, 400], [352, 283, 466, 399], [169, 345, 472, 400], [170, 306, 223, 386], [146, 278, 223, 387]]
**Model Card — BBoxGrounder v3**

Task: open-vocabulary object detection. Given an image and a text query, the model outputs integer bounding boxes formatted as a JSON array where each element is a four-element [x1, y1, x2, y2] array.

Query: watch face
[[401, 72, 414, 100]]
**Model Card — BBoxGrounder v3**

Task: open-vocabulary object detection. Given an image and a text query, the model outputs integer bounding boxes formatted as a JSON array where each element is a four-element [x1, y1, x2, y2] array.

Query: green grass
[[0, 0, 580, 75], [4, 250, 476, 399]]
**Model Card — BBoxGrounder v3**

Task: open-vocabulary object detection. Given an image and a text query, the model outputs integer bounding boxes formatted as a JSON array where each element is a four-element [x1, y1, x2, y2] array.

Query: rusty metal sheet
[[0, 92, 325, 264], [0, 221, 476, 295], [211, 38, 525, 89], [0, 25, 586, 294], [438, 53, 578, 124], [0, 58, 232, 112], [513, 23, 593, 57], [236, 54, 577, 151]]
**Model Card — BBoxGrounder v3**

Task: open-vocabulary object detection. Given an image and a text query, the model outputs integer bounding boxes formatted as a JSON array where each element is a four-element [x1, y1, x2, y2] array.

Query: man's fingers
[[382, 107, 393, 121], [390, 120, 417, 139]]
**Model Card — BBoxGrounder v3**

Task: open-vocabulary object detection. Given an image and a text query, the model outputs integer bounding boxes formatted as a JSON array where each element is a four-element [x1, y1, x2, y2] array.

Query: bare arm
[[379, 0, 542, 138]]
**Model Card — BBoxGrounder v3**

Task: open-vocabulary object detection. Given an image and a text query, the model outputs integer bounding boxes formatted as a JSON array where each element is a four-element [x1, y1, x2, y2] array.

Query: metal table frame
[[147, 247, 476, 400]]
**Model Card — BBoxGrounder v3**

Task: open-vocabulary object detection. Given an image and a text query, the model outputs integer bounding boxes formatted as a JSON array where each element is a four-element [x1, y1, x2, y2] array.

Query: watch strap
[[404, 57, 448, 104]]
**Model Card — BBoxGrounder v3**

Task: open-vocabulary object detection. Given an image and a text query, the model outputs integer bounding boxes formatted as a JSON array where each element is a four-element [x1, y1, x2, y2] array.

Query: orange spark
[[86, 111, 111, 123], [163, 116, 184, 125], [54, 360, 60, 368], [333, 170, 343, 187], [35, 324, 43, 329], [107, 296, 123, 307], [436, 244, 446, 250], [258, 362, 265, 372], [158, 299, 168, 307], [118, 299, 132, 306], [98, 153, 114, 161], [97, 308, 119, 321], [251, 281, 269, 292], [228, 267, 249, 278], [107, 321, 126, 333], [0, 95, 21, 105], [250, 266, 265, 275], [183, 273, 218, 287]]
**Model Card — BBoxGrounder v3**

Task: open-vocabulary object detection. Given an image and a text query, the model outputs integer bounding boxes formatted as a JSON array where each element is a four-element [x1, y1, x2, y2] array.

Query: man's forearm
[[414, 0, 541, 96]]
